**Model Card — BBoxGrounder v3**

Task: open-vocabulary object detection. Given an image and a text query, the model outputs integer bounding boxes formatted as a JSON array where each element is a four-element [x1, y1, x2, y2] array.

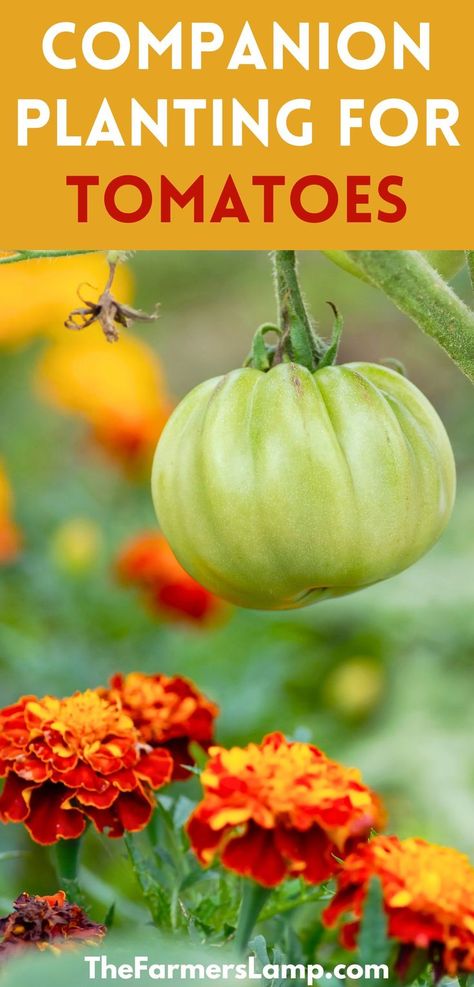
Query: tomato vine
[[1, 246, 473, 382]]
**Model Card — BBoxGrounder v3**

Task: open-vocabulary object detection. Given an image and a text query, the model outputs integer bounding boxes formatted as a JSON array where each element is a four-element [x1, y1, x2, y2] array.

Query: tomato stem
[[0, 249, 100, 266], [272, 251, 328, 370], [342, 250, 474, 384]]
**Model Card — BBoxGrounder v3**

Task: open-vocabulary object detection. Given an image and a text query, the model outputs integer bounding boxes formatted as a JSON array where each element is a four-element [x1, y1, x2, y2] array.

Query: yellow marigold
[[187, 732, 384, 887], [0, 254, 132, 347], [0, 461, 21, 563], [36, 332, 172, 464], [323, 835, 474, 978], [106, 672, 219, 780], [0, 891, 105, 960], [0, 689, 172, 844]]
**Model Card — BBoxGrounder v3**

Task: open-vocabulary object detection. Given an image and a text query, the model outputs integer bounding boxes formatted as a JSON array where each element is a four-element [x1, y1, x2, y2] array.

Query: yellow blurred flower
[[36, 331, 172, 465], [323, 657, 384, 719], [50, 517, 103, 575], [0, 254, 132, 347], [0, 461, 21, 563]]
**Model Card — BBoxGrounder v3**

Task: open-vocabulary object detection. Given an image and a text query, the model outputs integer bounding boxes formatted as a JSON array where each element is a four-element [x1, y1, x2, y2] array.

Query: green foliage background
[[0, 250, 472, 928]]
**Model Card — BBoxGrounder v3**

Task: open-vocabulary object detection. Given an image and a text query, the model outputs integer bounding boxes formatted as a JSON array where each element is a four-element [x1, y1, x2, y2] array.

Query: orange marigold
[[36, 332, 172, 464], [116, 532, 226, 624], [0, 461, 21, 564], [323, 835, 474, 978], [106, 672, 219, 780], [0, 891, 105, 960], [0, 690, 172, 845], [187, 732, 384, 888]]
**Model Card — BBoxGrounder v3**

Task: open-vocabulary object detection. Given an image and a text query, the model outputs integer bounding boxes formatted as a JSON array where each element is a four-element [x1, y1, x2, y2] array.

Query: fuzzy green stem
[[346, 250, 474, 383], [235, 881, 272, 955], [272, 251, 327, 367], [52, 838, 86, 906], [0, 249, 100, 266]]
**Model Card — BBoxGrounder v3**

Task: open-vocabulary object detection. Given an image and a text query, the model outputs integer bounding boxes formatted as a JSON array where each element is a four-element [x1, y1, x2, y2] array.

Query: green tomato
[[152, 362, 456, 610]]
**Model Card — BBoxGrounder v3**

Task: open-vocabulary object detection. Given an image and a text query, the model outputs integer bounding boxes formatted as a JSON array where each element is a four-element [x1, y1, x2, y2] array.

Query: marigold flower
[[0, 690, 172, 845], [0, 891, 105, 960], [0, 461, 21, 563], [187, 732, 384, 887], [35, 333, 172, 464], [115, 532, 226, 623], [323, 835, 474, 978], [0, 254, 132, 347], [106, 672, 219, 780]]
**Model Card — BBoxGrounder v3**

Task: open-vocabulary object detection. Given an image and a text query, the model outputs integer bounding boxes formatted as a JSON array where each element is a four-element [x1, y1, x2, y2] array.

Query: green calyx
[[245, 250, 344, 373], [246, 303, 344, 373]]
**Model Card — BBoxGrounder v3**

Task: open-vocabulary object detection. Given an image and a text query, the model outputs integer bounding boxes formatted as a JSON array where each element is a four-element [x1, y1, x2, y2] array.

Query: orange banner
[[2, 1, 473, 247]]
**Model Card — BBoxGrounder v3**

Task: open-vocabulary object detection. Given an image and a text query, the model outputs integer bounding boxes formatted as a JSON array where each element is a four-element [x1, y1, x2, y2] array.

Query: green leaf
[[317, 303, 344, 368], [103, 902, 116, 928], [357, 877, 391, 968], [124, 833, 171, 929], [245, 324, 281, 371], [249, 933, 271, 967]]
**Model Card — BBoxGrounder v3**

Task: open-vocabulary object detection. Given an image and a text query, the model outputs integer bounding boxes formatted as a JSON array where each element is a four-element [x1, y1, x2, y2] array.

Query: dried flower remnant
[[187, 731, 385, 887], [323, 835, 474, 979], [0, 689, 172, 844], [0, 891, 105, 961], [65, 259, 158, 343], [106, 672, 219, 779], [0, 254, 133, 346]]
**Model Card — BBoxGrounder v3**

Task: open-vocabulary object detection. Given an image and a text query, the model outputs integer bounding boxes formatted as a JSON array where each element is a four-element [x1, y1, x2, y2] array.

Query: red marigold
[[0, 690, 172, 845], [187, 732, 385, 888], [106, 673, 219, 780], [0, 891, 105, 960], [115, 532, 227, 624], [323, 835, 474, 978]]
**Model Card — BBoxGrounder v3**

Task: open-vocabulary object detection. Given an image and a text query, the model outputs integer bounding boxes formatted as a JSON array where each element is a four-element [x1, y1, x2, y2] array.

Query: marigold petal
[[75, 786, 118, 809], [116, 790, 154, 833], [186, 813, 226, 865], [25, 785, 86, 846], [0, 773, 33, 822], [82, 805, 124, 839], [222, 823, 288, 888], [136, 749, 173, 789], [59, 762, 109, 792], [209, 807, 253, 830], [390, 891, 413, 908], [275, 825, 339, 883]]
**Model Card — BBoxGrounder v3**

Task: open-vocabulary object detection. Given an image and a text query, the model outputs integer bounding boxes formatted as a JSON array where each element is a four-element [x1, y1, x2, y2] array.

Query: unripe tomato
[[152, 362, 455, 610]]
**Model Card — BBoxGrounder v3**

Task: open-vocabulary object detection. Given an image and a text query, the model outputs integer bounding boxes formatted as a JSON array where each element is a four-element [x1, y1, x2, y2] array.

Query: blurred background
[[0, 250, 472, 921]]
